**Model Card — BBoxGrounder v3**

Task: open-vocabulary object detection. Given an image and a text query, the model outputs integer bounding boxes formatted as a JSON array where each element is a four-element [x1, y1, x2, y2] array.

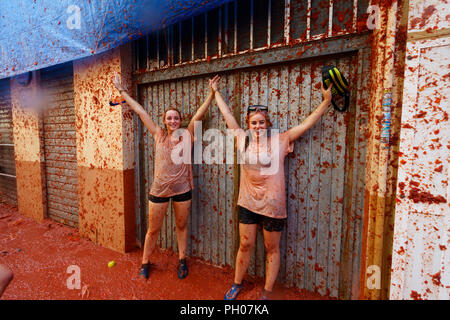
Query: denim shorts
[[148, 190, 192, 203], [238, 206, 286, 232]]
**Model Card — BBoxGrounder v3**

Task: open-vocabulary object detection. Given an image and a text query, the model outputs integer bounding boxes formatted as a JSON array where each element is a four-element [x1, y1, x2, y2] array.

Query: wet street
[[0, 204, 331, 300]]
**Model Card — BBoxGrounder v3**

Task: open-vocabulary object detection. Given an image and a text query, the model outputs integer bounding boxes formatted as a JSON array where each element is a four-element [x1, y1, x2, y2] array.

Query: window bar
[[0, 173, 16, 179], [191, 16, 195, 61], [146, 34, 150, 70], [307, 0, 311, 40], [205, 12, 208, 59], [168, 26, 172, 66], [156, 31, 160, 68], [328, 0, 333, 37], [267, 0, 272, 46], [218, 7, 222, 57], [171, 25, 175, 65], [167, 26, 171, 66], [224, 3, 229, 55], [284, 0, 291, 44], [353, 0, 358, 33], [179, 22, 182, 64], [250, 0, 254, 50], [132, 42, 135, 71], [0, 144, 14, 147], [234, 0, 237, 54], [136, 38, 140, 71]]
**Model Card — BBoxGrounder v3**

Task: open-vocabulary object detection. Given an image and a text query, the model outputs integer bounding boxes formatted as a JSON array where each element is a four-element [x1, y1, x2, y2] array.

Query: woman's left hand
[[321, 82, 333, 104], [113, 72, 125, 92], [209, 75, 220, 93]]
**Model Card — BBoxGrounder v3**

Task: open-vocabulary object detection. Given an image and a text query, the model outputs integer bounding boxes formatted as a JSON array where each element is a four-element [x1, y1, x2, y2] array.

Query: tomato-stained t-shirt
[[236, 131, 294, 219]]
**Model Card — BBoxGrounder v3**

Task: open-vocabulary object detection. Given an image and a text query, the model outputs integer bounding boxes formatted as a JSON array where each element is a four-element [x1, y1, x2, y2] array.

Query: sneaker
[[139, 263, 150, 280], [177, 259, 189, 279], [224, 282, 243, 300]]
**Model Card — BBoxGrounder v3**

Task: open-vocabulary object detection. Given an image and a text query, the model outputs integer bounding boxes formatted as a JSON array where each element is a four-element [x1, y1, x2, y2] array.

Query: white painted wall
[[390, 0, 449, 300]]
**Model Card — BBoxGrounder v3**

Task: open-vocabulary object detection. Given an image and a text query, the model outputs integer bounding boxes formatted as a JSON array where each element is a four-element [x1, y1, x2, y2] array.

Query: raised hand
[[321, 81, 333, 103], [209, 75, 221, 93], [112, 72, 124, 92]]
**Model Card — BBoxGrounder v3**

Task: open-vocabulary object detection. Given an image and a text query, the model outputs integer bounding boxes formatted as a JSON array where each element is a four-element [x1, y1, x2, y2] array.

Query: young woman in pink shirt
[[113, 73, 219, 280], [209, 76, 332, 300]]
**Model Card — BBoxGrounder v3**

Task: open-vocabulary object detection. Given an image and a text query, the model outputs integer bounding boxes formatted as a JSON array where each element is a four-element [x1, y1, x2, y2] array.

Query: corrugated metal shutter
[[0, 78, 18, 206], [138, 51, 369, 298], [41, 63, 79, 227]]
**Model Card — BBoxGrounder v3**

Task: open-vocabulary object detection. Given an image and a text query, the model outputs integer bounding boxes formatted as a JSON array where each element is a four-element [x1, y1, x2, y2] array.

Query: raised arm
[[186, 75, 219, 136], [112, 73, 162, 136], [210, 76, 243, 132], [286, 82, 333, 143]]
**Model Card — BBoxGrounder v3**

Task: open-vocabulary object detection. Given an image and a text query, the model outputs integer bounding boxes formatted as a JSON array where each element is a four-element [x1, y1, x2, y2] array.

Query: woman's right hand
[[209, 75, 220, 93], [113, 72, 125, 92]]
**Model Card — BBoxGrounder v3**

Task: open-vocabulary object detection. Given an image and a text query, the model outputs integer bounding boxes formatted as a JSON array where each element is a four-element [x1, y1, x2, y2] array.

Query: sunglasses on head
[[247, 105, 268, 113]]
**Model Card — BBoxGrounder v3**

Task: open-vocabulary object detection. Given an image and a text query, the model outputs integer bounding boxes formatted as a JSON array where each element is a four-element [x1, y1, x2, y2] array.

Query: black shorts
[[238, 206, 286, 232], [148, 190, 192, 203]]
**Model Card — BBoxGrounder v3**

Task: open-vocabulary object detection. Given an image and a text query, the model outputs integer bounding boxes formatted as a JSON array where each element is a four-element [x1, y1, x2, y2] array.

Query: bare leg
[[142, 201, 169, 264], [172, 199, 192, 260], [233, 223, 257, 284], [0, 264, 13, 298], [263, 229, 282, 292]]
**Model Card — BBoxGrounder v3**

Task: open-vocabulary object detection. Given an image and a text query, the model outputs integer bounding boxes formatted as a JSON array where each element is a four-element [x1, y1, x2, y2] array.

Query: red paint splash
[[408, 188, 446, 204], [431, 271, 441, 286]]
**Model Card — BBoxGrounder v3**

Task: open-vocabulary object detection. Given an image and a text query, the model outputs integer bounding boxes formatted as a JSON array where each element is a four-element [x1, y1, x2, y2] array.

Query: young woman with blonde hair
[[113, 73, 219, 280], [209, 75, 332, 299]]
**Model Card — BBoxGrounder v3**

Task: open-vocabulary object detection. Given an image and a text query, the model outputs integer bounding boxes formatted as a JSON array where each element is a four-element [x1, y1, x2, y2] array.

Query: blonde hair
[[244, 111, 273, 150], [245, 110, 273, 128], [161, 107, 183, 137]]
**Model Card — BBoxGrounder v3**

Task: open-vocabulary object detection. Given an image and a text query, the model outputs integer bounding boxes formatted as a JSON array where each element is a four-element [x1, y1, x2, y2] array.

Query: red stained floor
[[0, 204, 331, 300]]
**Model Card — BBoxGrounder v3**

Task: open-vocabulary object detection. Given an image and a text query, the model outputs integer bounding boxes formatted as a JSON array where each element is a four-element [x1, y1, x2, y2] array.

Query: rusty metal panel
[[391, 37, 449, 300], [316, 60, 334, 296], [199, 76, 211, 261], [341, 47, 370, 300], [0, 78, 18, 206], [187, 78, 199, 256], [285, 64, 300, 285], [305, 63, 322, 292], [41, 62, 79, 227], [290, 63, 310, 289], [208, 75, 220, 265], [196, 78, 209, 260], [225, 72, 239, 267], [141, 85, 154, 241], [278, 65, 290, 283]]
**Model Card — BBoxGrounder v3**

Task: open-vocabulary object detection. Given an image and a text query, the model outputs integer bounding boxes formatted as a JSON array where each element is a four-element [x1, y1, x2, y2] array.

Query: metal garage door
[[41, 63, 79, 227], [0, 78, 18, 206], [137, 50, 370, 298]]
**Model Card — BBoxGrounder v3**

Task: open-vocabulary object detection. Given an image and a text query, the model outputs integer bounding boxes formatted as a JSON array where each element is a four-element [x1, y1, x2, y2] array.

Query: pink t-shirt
[[149, 130, 194, 197], [237, 131, 294, 219]]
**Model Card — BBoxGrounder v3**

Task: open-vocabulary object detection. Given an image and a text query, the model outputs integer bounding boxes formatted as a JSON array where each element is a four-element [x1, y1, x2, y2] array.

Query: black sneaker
[[177, 259, 188, 279]]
